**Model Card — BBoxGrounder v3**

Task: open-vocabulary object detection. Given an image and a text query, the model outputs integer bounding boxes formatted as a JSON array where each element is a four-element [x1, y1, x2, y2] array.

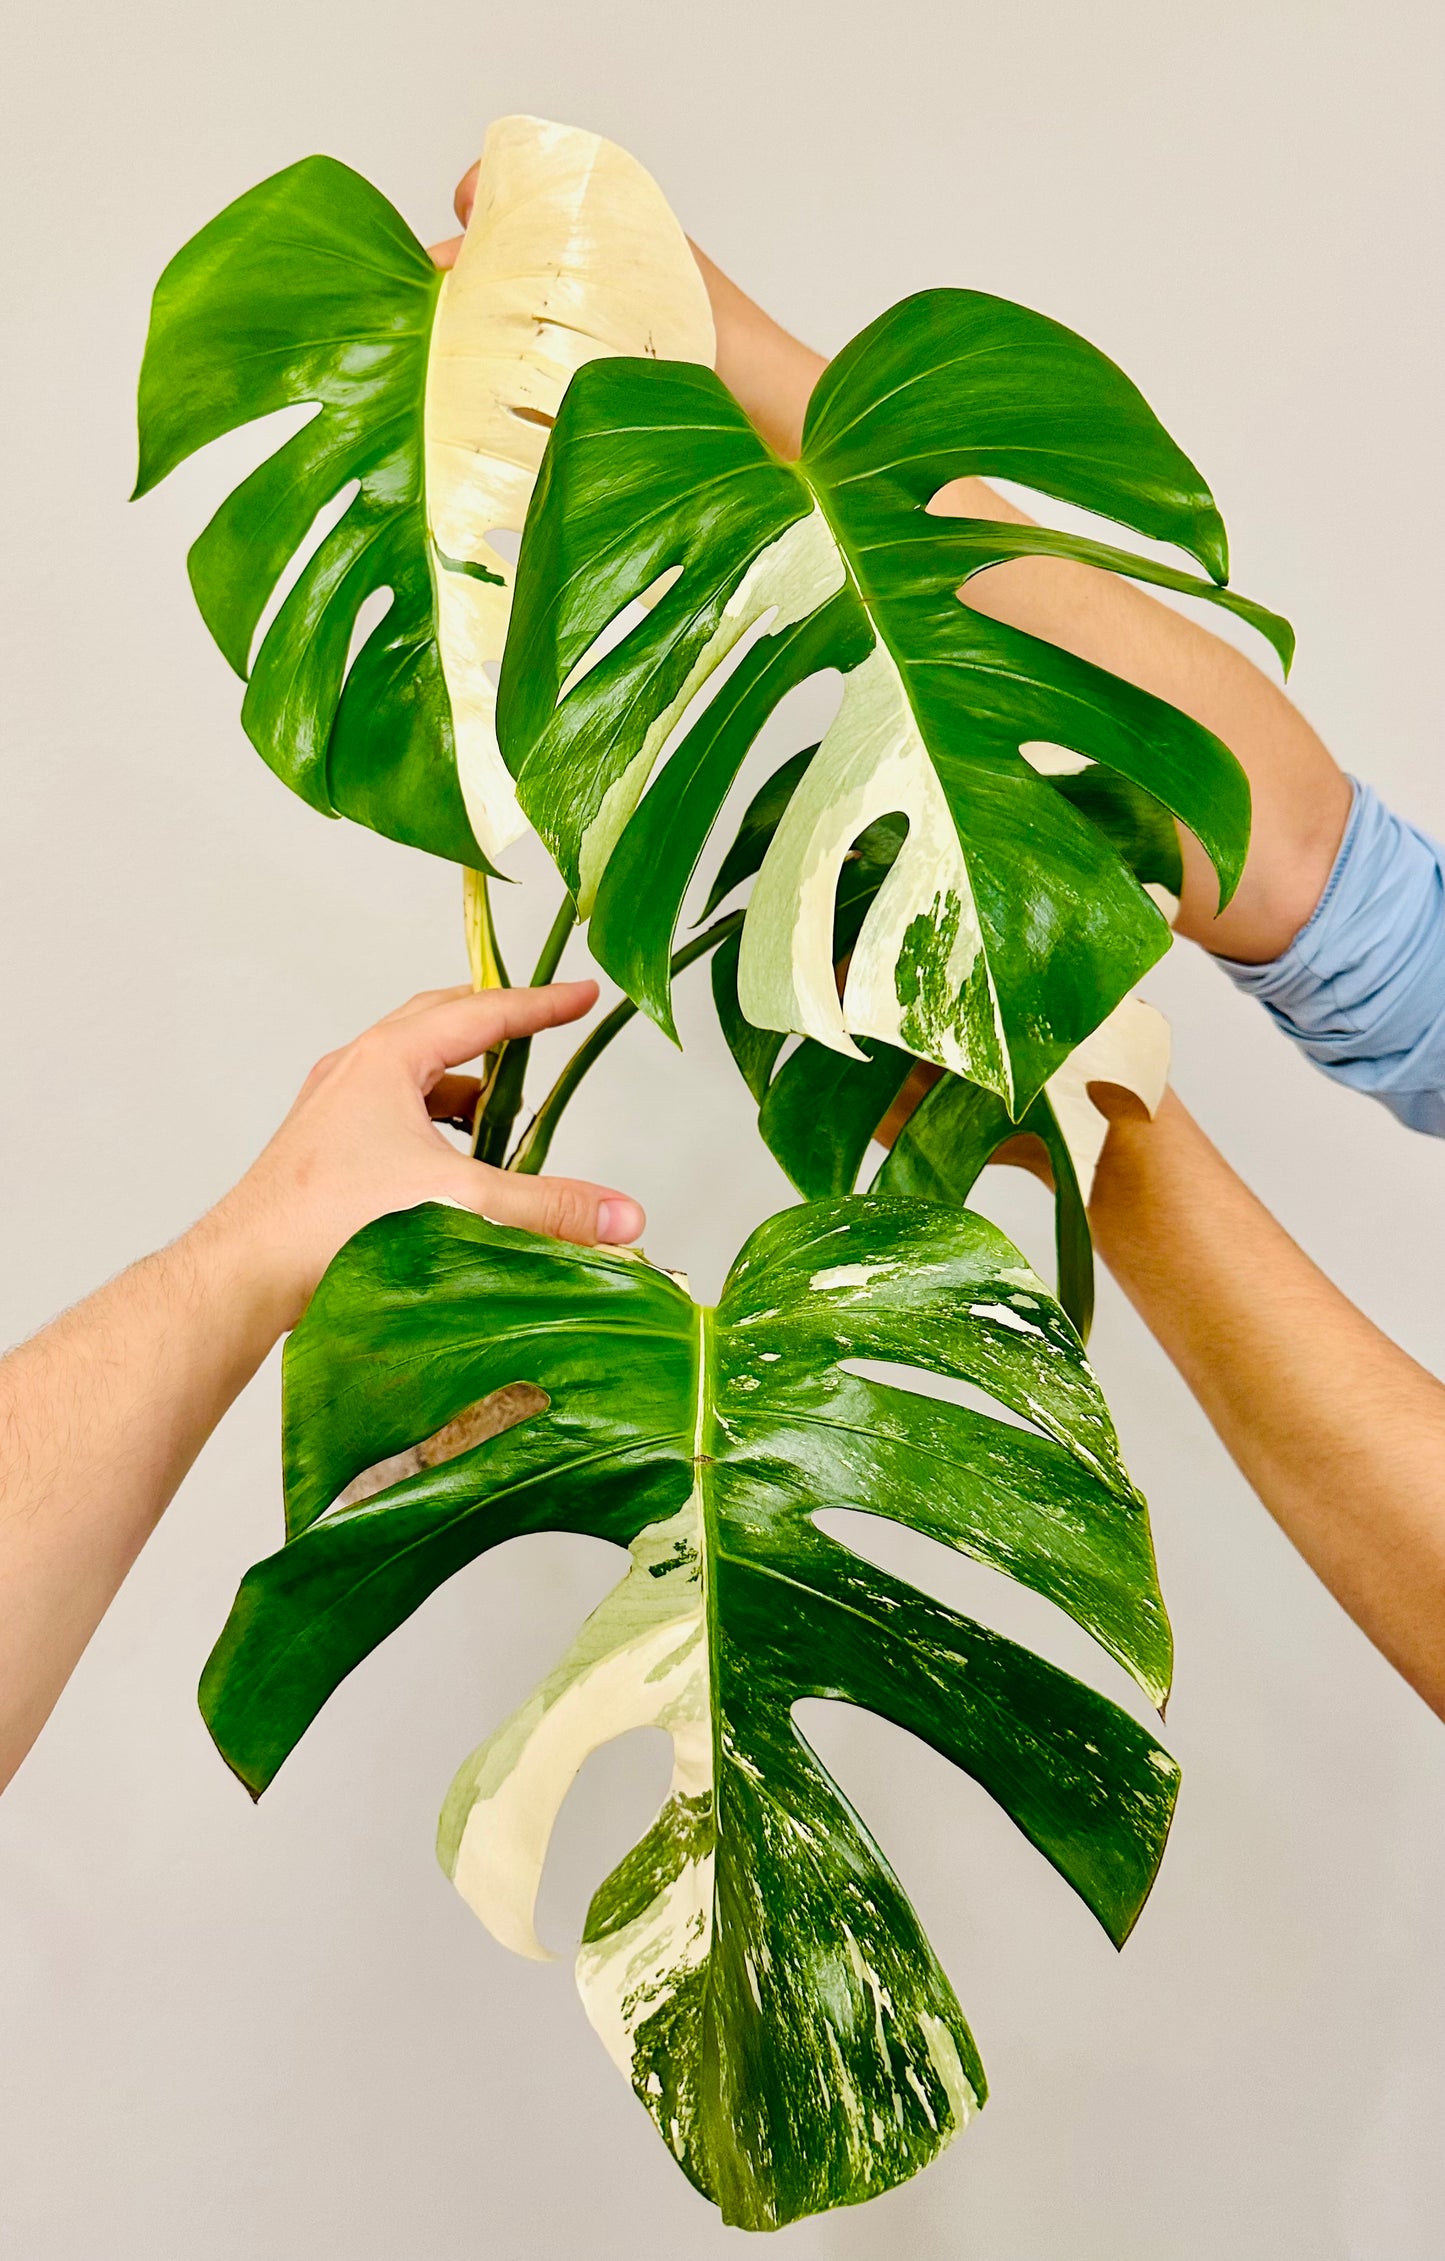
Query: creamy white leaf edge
[[1046, 993, 1171, 1198], [440, 1497, 711, 2059], [738, 636, 999, 1082], [423, 114, 714, 863], [574, 507, 845, 911]]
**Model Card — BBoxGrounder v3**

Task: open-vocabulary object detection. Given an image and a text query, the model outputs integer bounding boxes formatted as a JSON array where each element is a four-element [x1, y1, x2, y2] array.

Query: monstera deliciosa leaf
[[200, 1194, 1177, 2230], [704, 742, 1174, 1334], [498, 291, 1291, 1109], [872, 997, 1172, 1337], [132, 115, 713, 866]]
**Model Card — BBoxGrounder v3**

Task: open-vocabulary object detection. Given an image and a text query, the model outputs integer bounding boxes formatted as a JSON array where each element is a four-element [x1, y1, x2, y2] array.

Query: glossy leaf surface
[[134, 116, 712, 865], [876, 1075, 1094, 1333], [707, 749, 1172, 1334], [501, 291, 1289, 1109], [201, 1196, 1176, 2228]]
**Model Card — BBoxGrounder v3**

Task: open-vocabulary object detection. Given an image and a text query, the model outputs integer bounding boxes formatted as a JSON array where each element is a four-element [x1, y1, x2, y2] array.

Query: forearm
[[689, 243, 824, 459], [0, 979, 646, 1792], [931, 477, 1351, 959], [694, 253, 1352, 962], [0, 1212, 289, 1787], [1090, 1090, 1445, 1713]]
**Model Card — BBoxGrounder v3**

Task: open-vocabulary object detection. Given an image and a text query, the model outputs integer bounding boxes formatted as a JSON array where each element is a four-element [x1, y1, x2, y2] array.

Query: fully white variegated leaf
[[428, 116, 715, 860]]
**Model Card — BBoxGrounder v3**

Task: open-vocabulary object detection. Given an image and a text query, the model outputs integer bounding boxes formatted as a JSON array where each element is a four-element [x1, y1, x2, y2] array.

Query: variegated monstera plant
[[134, 113, 1289, 2230]]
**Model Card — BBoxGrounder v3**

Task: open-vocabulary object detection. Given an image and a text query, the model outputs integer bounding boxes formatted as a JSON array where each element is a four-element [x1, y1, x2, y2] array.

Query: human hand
[[198, 983, 645, 1333], [426, 163, 476, 270]]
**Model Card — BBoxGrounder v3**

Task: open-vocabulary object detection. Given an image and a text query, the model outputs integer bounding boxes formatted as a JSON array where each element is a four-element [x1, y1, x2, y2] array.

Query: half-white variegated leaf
[[499, 295, 1292, 1109], [200, 1195, 1177, 2230], [133, 114, 713, 866]]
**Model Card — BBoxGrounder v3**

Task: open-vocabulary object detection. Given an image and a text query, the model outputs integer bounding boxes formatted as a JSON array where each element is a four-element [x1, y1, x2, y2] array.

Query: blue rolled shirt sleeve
[[1216, 777, 1445, 1137]]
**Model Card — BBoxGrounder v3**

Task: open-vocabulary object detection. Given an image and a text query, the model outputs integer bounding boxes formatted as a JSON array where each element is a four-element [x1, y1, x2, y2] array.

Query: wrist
[[180, 1185, 311, 1356]]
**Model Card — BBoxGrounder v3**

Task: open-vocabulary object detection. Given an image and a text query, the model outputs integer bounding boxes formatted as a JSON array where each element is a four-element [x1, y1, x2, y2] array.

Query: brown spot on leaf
[[336, 1384, 549, 1509]]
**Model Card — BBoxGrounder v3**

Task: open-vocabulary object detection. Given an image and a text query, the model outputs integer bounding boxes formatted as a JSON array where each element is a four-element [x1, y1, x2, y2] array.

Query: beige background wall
[[2, 3, 1443, 2255]]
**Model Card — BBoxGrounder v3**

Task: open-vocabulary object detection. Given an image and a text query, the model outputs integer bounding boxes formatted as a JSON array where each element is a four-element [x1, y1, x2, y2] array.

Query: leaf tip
[[1197, 507, 1230, 587], [129, 443, 162, 504], [643, 991, 682, 1050]]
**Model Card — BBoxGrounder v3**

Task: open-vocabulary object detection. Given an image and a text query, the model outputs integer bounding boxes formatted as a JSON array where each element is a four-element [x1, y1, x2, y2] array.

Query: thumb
[[448, 1159, 645, 1248]]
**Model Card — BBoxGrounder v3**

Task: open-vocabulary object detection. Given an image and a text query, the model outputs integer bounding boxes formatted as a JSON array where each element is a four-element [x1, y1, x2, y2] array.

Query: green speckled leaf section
[[200, 1195, 1176, 2229]]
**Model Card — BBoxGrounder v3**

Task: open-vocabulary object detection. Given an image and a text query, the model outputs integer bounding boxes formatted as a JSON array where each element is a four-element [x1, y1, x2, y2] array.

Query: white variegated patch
[[1045, 995, 1171, 1199], [737, 640, 1006, 1092], [1016, 745, 1174, 1191], [439, 1499, 710, 1968], [575, 506, 845, 911], [917, 2014, 980, 2134], [423, 114, 715, 862], [574, 1790, 713, 2087]]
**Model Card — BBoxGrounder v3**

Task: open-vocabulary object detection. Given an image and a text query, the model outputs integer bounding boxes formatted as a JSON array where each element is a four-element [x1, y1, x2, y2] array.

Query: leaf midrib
[[791, 451, 1013, 1097]]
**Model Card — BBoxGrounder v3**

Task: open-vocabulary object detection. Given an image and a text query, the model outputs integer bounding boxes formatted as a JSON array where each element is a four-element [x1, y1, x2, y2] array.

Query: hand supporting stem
[[0, 982, 645, 1791], [471, 894, 580, 1165]]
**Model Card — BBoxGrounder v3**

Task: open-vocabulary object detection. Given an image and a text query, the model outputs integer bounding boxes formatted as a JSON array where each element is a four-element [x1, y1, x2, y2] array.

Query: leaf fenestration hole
[[532, 1725, 674, 1955], [556, 565, 685, 703], [484, 526, 523, 565], [927, 475, 1230, 597], [344, 585, 395, 678], [691, 666, 846, 936], [335, 1382, 550, 1509], [835, 806, 910, 992], [508, 403, 556, 430], [839, 1357, 1052, 1442], [248, 472, 360, 673], [809, 1511, 1154, 1718]]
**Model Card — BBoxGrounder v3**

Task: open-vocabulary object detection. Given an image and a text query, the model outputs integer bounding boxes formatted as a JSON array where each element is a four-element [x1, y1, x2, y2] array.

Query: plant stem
[[508, 912, 742, 1176], [462, 868, 509, 992], [471, 891, 580, 1165], [463, 868, 511, 1162], [529, 892, 579, 987]]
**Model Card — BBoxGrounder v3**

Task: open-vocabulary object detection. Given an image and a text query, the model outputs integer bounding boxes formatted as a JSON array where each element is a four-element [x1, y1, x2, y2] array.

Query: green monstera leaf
[[132, 114, 712, 866], [201, 1194, 1177, 2230], [498, 290, 1291, 1110], [870, 996, 1171, 1340], [705, 745, 1174, 1336]]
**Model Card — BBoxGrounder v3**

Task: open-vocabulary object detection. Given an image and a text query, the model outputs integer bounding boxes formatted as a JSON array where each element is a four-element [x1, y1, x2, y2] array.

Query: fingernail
[[597, 1198, 644, 1244]]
